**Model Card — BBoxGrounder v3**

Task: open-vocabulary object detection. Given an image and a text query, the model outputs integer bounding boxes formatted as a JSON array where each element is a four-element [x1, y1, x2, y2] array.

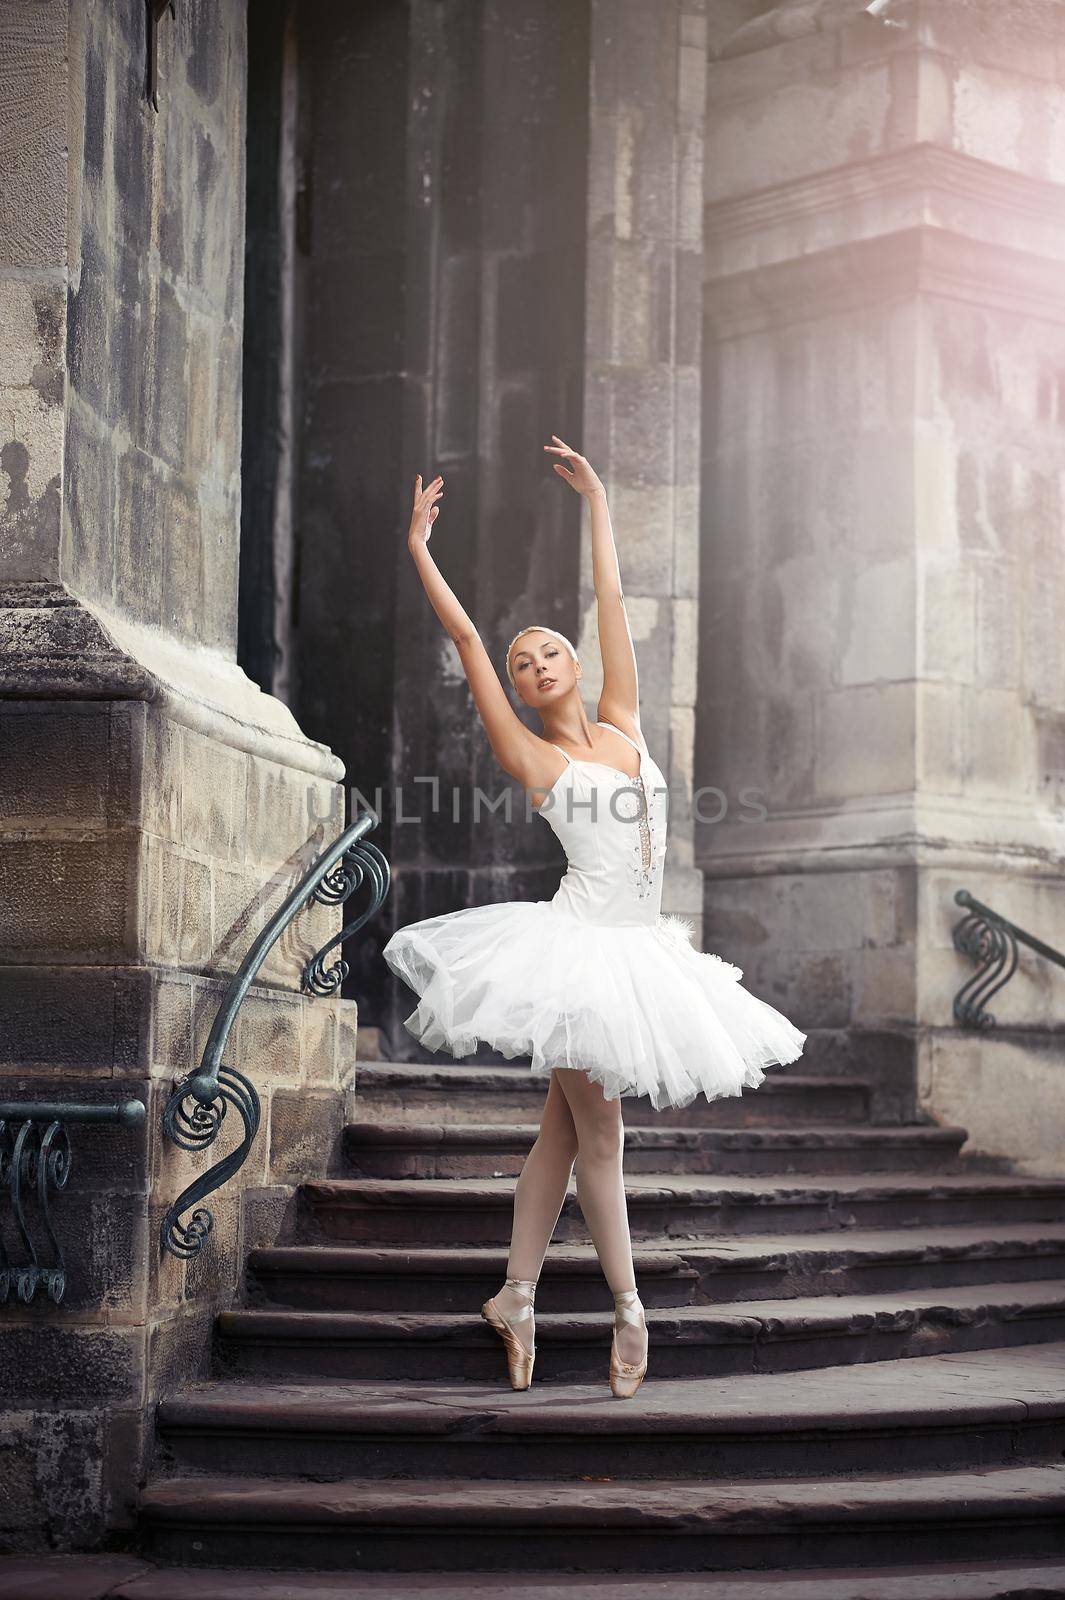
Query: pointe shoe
[[609, 1286, 648, 1399], [481, 1276, 537, 1390]]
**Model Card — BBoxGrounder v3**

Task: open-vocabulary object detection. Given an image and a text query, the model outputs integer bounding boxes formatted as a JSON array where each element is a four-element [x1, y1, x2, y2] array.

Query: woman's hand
[[408, 473, 444, 547], [543, 434, 605, 499]]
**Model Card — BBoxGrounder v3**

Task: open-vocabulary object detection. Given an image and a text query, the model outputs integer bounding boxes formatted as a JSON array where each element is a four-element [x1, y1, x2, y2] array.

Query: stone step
[[245, 1222, 1065, 1312], [343, 1119, 970, 1178], [12, 1554, 1065, 1600], [139, 1463, 1065, 1572], [156, 1341, 1065, 1483], [246, 1242, 700, 1311], [216, 1278, 1065, 1383], [353, 1061, 873, 1127], [299, 1172, 1065, 1246]]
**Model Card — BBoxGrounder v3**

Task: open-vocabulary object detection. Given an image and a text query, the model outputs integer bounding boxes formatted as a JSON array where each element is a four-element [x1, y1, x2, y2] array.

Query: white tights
[[493, 1068, 647, 1366]]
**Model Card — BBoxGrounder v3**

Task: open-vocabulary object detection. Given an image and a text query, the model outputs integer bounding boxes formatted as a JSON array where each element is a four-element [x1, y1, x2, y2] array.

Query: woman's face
[[509, 631, 579, 709]]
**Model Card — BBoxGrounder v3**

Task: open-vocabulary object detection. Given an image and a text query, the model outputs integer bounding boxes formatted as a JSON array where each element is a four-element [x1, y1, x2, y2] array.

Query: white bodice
[[534, 720, 668, 928]]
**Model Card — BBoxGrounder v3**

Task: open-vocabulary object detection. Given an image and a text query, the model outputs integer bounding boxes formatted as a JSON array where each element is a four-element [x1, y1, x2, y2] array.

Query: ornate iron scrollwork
[[160, 1065, 261, 1260], [160, 811, 389, 1260], [0, 1100, 146, 1306], [302, 837, 390, 997], [952, 888, 1064, 1030]]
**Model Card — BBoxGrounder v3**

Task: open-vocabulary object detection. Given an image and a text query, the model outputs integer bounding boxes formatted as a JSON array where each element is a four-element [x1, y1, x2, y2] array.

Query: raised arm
[[405, 474, 555, 793], [543, 436, 640, 735]]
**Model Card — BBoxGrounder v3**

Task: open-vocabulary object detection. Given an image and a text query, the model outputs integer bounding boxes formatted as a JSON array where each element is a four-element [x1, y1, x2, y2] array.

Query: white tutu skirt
[[382, 900, 807, 1111]]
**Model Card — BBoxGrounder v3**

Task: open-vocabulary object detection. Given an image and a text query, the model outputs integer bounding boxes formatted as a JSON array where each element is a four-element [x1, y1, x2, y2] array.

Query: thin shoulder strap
[[597, 719, 644, 755], [549, 743, 574, 766]]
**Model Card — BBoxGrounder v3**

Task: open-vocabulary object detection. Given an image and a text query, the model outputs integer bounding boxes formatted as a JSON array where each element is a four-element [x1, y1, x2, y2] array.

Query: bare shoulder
[[501, 727, 568, 794]]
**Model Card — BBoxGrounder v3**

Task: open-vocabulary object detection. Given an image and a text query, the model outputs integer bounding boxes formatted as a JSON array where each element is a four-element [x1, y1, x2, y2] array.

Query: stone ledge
[[154, 1337, 1065, 1434], [705, 225, 1065, 339], [717, 0, 884, 61], [0, 585, 344, 782], [137, 1460, 1065, 1538], [704, 143, 1065, 260], [6, 1552, 1065, 1598], [715, 0, 1065, 64]]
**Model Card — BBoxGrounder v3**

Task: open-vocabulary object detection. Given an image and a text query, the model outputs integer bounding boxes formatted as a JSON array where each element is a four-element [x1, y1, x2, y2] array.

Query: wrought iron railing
[[952, 888, 1065, 1030], [160, 811, 389, 1261], [0, 1099, 147, 1305]]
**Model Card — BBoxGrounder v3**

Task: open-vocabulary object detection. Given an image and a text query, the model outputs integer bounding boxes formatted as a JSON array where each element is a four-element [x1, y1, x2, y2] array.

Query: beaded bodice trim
[[543, 720, 666, 912]]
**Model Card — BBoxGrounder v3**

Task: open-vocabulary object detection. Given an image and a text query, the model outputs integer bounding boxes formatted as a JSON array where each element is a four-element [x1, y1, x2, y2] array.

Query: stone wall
[[0, 0, 357, 1549], [1, 698, 353, 1549], [698, 0, 1065, 1146], [273, 0, 594, 1056], [274, 0, 711, 1057], [580, 0, 708, 940]]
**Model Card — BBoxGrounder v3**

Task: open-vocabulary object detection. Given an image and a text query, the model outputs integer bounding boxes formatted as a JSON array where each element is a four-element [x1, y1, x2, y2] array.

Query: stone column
[[699, 0, 1065, 1143], [312, 0, 594, 1054], [581, 0, 709, 941], [0, 0, 354, 1546], [288, 1, 708, 1058]]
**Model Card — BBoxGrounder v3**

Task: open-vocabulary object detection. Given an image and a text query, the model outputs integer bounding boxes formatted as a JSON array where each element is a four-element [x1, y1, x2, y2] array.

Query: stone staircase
[[139, 1058, 1065, 1587]]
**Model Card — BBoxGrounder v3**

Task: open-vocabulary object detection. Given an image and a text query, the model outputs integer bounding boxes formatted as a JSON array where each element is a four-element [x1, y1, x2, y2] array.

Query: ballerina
[[383, 436, 807, 1398]]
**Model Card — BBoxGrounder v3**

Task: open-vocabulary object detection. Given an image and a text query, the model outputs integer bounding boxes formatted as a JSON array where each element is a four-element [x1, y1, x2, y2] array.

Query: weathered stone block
[[337, 999, 360, 1085], [700, 694, 768, 803], [239, 1183, 301, 1255], [236, 990, 302, 1083], [63, 402, 115, 604], [268, 1088, 344, 1183], [761, 692, 816, 809], [816, 683, 915, 800], [1024, 565, 1065, 710], [301, 995, 339, 1088], [0, 280, 65, 582], [965, 687, 1036, 798], [145, 1195, 189, 1314], [139, 835, 181, 965], [151, 975, 195, 1076], [838, 558, 916, 685], [160, 475, 203, 638], [210, 864, 267, 979], [855, 945, 918, 1025], [114, 444, 163, 626], [244, 754, 336, 869], [0, 0, 69, 271], [920, 1026, 1065, 1176], [916, 681, 964, 793], [706, 62, 893, 205], [914, 425, 958, 551], [0, 837, 138, 961], [183, 1186, 242, 1305], [952, 64, 1065, 184], [184, 317, 218, 477], [138, 709, 182, 844], [178, 855, 211, 966], [67, 229, 112, 421], [1, 701, 134, 831], [145, 1300, 215, 1403], [1035, 709, 1065, 809], [973, 559, 1021, 690], [0, 1409, 107, 1550], [0, 965, 151, 1075], [0, 1324, 144, 1410]]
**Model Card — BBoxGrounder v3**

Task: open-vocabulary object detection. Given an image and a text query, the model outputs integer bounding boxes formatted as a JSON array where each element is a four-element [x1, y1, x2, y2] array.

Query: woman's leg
[[552, 1067, 647, 1366], [491, 1070, 579, 1353]]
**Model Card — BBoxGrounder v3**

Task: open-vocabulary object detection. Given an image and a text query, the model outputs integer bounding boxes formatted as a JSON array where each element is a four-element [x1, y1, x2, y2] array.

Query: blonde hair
[[505, 625, 580, 688]]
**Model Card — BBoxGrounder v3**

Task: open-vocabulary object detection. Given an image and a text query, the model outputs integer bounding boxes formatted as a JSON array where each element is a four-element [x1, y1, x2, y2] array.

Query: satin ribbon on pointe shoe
[[609, 1286, 648, 1399], [480, 1276, 537, 1390]]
